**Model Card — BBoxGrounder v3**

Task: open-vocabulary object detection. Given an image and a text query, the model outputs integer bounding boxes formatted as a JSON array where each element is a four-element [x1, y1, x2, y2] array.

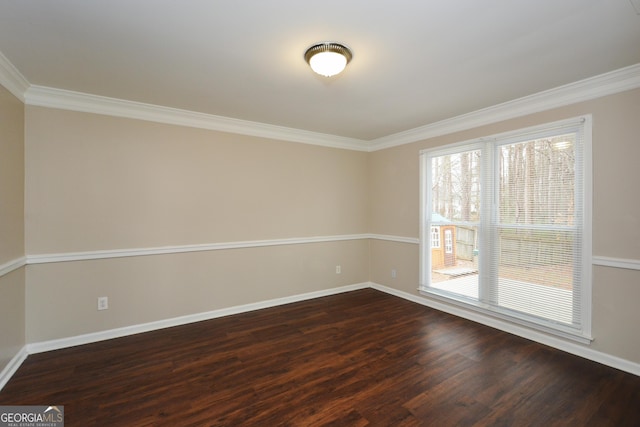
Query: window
[[431, 226, 440, 248], [444, 229, 453, 254], [419, 116, 592, 342]]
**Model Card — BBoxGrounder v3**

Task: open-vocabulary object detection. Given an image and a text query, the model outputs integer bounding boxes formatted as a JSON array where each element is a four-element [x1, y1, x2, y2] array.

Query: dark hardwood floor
[[1, 289, 639, 426]]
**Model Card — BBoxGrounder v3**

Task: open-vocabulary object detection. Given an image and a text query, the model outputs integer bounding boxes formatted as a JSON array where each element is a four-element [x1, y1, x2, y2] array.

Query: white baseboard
[[4, 280, 637, 393], [27, 282, 370, 355], [0, 346, 28, 391], [369, 282, 640, 377]]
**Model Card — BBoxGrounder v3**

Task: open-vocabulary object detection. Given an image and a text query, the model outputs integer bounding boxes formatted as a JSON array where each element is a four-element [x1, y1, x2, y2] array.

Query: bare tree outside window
[[421, 118, 589, 339]]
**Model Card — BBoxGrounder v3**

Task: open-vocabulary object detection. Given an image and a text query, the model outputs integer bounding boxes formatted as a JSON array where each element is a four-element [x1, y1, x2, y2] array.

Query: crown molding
[[4, 43, 639, 153], [369, 63, 640, 151], [24, 85, 371, 151], [0, 51, 29, 101]]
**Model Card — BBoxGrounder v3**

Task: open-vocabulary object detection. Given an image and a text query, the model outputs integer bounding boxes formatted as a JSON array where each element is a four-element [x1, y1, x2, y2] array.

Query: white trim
[[25, 235, 639, 271], [418, 115, 593, 340], [27, 234, 421, 264], [24, 85, 370, 152], [593, 256, 640, 271], [368, 234, 419, 245], [0, 346, 28, 391], [369, 282, 640, 377], [369, 63, 640, 151], [26, 283, 369, 355], [419, 286, 592, 344], [7, 280, 639, 390], [4, 55, 636, 153], [0, 51, 29, 102], [582, 115, 594, 338], [27, 235, 370, 264], [0, 257, 26, 277], [369, 238, 640, 274]]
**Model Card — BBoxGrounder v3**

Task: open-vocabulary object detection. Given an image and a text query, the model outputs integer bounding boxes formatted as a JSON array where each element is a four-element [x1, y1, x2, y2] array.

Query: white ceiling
[[0, 0, 639, 141]]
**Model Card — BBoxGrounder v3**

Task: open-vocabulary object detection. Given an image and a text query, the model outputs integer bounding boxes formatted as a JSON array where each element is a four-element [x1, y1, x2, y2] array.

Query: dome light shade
[[304, 43, 352, 77]]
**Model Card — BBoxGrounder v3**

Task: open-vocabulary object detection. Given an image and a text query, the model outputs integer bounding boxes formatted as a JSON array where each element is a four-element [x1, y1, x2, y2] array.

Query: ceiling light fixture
[[304, 42, 353, 77]]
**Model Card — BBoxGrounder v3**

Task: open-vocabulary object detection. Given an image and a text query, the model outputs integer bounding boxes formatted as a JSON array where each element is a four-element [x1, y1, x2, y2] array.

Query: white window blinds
[[420, 116, 592, 342]]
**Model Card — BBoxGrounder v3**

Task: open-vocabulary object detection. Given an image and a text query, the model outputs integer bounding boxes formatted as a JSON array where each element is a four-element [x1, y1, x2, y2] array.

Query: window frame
[[418, 116, 592, 343]]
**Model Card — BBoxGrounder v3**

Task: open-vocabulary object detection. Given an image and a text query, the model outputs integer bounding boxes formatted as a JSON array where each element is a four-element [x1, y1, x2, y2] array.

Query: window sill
[[418, 287, 593, 345]]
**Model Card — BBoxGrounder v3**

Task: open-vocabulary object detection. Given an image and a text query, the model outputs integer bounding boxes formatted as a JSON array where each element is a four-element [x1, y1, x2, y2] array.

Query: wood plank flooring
[[1, 289, 639, 426]]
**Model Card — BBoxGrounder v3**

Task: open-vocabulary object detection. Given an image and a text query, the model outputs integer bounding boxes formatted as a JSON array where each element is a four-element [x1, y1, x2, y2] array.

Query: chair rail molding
[[0, 257, 27, 278]]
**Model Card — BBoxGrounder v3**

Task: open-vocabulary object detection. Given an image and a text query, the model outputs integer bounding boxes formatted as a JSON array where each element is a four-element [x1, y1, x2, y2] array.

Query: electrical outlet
[[97, 296, 109, 311], [336, 265, 341, 274], [391, 269, 397, 279]]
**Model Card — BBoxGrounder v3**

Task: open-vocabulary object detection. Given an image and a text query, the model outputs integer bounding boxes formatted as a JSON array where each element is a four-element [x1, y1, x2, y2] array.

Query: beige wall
[[0, 84, 25, 371], [25, 107, 369, 254], [24, 107, 370, 342], [369, 88, 640, 364], [0, 269, 25, 369], [10, 84, 640, 368], [26, 240, 369, 342], [0, 86, 24, 262]]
